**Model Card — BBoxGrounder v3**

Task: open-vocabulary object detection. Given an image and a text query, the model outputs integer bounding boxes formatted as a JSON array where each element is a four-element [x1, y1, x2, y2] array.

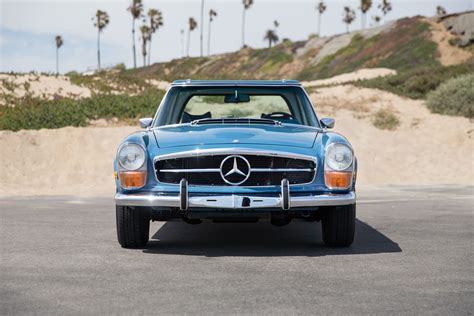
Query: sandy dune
[[0, 126, 136, 196], [302, 68, 396, 87], [0, 74, 91, 103], [312, 85, 473, 186], [0, 83, 472, 196]]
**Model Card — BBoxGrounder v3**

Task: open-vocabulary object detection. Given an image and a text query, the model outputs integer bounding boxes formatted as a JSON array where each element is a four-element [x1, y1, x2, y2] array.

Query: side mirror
[[320, 117, 335, 129], [139, 117, 153, 129]]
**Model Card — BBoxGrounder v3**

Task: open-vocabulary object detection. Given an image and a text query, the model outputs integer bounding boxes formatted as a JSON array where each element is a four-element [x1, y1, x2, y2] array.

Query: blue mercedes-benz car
[[114, 80, 357, 248]]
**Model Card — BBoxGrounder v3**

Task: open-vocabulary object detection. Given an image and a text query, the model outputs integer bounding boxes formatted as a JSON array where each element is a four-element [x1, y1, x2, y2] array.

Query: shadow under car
[[142, 219, 401, 257]]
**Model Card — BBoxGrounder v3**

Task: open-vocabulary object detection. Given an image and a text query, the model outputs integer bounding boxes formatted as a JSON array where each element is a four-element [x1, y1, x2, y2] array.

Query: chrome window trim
[[171, 83, 302, 88], [300, 86, 322, 129], [153, 148, 318, 187]]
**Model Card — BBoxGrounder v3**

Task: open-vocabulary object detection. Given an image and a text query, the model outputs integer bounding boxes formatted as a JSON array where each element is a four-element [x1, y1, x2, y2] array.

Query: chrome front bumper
[[115, 191, 356, 209]]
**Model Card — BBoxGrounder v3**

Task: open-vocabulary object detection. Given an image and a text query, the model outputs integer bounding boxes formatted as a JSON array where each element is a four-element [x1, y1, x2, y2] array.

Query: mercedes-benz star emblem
[[220, 155, 251, 185]]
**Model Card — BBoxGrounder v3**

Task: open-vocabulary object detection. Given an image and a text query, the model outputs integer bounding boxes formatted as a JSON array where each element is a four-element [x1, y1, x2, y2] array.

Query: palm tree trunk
[[207, 20, 212, 56], [200, 0, 204, 57], [132, 18, 137, 68], [242, 8, 246, 48], [187, 30, 191, 57], [318, 12, 321, 36], [97, 29, 101, 70], [56, 47, 59, 74], [181, 31, 184, 57], [142, 41, 146, 67], [346, 23, 349, 34], [148, 37, 152, 66]]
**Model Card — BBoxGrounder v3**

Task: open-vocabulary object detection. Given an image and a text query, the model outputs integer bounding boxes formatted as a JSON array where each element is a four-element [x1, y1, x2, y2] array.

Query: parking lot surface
[[1, 186, 473, 314]]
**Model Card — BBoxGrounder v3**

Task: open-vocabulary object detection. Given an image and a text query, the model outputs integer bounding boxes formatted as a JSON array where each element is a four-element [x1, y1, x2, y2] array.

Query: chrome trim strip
[[154, 148, 318, 162], [160, 168, 221, 173], [159, 168, 313, 173], [171, 82, 302, 88], [115, 192, 355, 208], [250, 168, 313, 172]]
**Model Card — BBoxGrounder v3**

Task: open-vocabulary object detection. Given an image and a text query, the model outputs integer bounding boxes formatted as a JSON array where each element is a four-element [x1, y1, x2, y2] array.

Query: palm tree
[[316, 1, 327, 36], [360, 0, 372, 29], [263, 29, 279, 48], [128, 0, 143, 69], [207, 9, 217, 56], [55, 35, 63, 74], [241, 0, 254, 48], [436, 6, 447, 16], [140, 25, 151, 67], [200, 0, 205, 57], [372, 15, 381, 26], [93, 10, 109, 71], [147, 9, 163, 66], [378, 0, 392, 23], [342, 6, 356, 33], [180, 29, 185, 57], [187, 17, 198, 57], [273, 20, 279, 31]]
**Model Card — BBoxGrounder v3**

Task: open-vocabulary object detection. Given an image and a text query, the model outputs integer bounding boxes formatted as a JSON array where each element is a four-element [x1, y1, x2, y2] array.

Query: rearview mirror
[[139, 117, 153, 129], [320, 117, 335, 129], [224, 92, 250, 103]]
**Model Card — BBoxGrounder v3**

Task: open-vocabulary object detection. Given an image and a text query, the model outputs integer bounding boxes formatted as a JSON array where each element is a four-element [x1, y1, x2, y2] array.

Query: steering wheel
[[262, 112, 296, 121]]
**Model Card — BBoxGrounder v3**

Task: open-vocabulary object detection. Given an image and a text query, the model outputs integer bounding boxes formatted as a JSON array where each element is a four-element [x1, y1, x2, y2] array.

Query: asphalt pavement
[[1, 186, 473, 314]]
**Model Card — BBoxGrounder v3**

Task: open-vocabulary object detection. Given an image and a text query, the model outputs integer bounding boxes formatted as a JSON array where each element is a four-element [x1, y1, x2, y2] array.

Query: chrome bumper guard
[[115, 179, 355, 210]]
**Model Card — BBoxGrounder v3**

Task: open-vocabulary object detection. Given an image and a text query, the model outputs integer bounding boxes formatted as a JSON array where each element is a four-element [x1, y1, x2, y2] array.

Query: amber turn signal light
[[119, 171, 146, 188], [325, 171, 352, 189]]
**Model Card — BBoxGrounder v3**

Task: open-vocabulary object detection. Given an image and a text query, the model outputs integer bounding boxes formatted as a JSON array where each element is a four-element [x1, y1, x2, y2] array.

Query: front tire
[[116, 205, 150, 248], [321, 203, 356, 247]]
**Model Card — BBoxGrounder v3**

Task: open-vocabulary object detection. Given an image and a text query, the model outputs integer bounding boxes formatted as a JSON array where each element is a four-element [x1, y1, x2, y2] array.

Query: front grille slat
[[155, 154, 315, 186]]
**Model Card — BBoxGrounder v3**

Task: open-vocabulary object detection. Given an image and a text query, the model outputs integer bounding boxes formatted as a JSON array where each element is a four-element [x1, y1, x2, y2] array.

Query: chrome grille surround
[[153, 148, 317, 187]]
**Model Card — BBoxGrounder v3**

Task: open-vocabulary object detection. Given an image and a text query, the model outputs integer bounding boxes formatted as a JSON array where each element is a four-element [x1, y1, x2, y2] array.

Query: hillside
[[129, 13, 473, 81], [0, 12, 472, 132]]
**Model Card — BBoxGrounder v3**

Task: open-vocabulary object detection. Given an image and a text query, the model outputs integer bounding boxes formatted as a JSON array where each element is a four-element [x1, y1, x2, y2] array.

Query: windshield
[[153, 86, 319, 127]]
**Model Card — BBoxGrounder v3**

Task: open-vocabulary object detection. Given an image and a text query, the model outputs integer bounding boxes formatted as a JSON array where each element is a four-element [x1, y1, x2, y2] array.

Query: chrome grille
[[154, 152, 316, 186]]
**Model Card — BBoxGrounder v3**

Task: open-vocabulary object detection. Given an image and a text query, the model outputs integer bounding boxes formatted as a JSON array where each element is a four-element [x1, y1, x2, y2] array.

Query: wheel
[[321, 203, 356, 247], [116, 205, 150, 248]]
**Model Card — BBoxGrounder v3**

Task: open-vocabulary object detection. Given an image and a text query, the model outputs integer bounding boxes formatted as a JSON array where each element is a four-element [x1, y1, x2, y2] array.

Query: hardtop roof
[[171, 79, 301, 87]]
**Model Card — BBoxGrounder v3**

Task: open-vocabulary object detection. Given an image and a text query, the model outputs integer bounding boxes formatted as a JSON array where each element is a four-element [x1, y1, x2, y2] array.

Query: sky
[[0, 0, 472, 73]]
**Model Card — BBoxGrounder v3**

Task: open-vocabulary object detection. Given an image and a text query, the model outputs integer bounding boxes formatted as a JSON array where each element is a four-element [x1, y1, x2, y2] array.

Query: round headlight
[[325, 143, 353, 171], [118, 143, 146, 171]]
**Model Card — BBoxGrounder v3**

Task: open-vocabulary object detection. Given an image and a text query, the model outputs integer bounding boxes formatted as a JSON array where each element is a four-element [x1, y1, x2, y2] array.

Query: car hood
[[153, 124, 318, 148]]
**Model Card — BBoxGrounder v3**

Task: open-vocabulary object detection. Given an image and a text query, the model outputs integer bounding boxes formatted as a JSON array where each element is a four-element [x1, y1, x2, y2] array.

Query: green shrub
[[448, 37, 461, 47], [371, 109, 400, 130], [0, 89, 165, 131], [114, 63, 127, 71], [356, 63, 474, 99], [426, 73, 474, 118]]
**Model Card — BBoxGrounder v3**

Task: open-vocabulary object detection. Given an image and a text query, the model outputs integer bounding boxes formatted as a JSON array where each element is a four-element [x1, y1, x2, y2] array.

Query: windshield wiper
[[190, 118, 282, 126]]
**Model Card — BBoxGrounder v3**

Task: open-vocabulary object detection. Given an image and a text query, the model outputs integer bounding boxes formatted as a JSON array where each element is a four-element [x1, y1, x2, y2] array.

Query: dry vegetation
[[0, 13, 473, 194]]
